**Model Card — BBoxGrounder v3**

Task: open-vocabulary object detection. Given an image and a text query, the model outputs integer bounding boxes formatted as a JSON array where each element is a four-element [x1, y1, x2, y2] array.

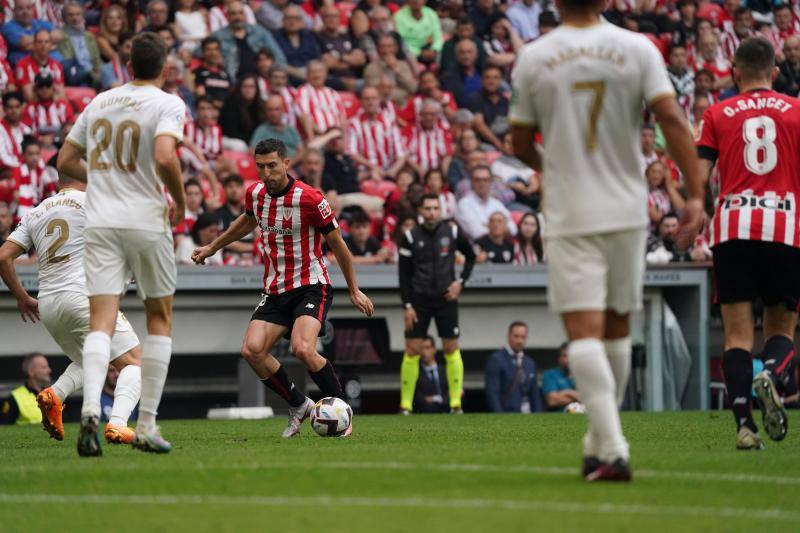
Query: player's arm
[[192, 213, 258, 264], [56, 140, 87, 183], [0, 240, 39, 323], [154, 135, 186, 227], [446, 226, 476, 301], [510, 125, 542, 172], [325, 228, 374, 317]]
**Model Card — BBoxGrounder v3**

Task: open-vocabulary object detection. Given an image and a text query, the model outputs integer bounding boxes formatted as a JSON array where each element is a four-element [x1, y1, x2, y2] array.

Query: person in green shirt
[[393, 0, 443, 64], [250, 94, 302, 162]]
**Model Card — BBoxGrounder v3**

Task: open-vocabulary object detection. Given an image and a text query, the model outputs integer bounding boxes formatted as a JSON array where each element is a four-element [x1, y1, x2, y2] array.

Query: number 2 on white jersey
[[743, 116, 777, 175]]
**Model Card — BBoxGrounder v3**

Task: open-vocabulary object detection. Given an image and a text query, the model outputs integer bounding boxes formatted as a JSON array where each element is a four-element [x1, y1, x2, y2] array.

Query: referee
[[398, 193, 476, 414]]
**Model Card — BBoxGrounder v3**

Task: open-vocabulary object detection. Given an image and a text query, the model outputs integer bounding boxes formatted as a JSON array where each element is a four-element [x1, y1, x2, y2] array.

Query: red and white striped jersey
[[245, 177, 339, 295], [720, 29, 753, 61], [347, 110, 406, 170], [296, 84, 344, 133], [22, 99, 73, 133], [380, 99, 397, 125], [14, 159, 57, 218], [0, 58, 14, 92], [257, 75, 269, 101], [14, 55, 64, 87], [0, 119, 24, 169], [697, 90, 800, 247], [184, 121, 223, 161], [402, 93, 457, 128], [272, 85, 299, 129], [407, 124, 453, 173]]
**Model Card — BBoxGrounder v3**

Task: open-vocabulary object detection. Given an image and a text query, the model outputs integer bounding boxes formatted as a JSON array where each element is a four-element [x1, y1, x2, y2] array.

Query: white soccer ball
[[564, 401, 586, 414], [310, 397, 352, 437]]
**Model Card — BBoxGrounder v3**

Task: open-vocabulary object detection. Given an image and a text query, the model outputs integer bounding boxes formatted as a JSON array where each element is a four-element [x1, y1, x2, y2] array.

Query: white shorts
[[39, 292, 140, 363], [546, 228, 646, 314], [84, 228, 176, 299]]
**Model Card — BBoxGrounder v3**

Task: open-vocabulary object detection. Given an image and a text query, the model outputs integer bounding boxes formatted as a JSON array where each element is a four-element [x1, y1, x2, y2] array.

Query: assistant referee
[[398, 193, 476, 414]]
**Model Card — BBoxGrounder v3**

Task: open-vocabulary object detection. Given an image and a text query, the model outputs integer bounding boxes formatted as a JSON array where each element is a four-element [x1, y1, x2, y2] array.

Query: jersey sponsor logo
[[722, 193, 793, 211], [262, 225, 293, 235], [317, 198, 332, 219]]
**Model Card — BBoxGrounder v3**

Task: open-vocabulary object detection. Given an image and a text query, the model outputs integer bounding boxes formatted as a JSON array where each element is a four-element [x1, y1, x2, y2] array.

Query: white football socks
[[109, 365, 141, 426], [138, 335, 172, 431], [51, 363, 83, 402], [81, 331, 111, 419], [604, 337, 632, 407], [569, 338, 629, 462]]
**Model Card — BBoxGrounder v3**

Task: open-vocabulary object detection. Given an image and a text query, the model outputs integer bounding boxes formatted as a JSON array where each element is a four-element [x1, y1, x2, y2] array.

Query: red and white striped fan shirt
[[273, 85, 299, 129], [407, 124, 453, 173], [0, 119, 32, 169], [14, 55, 64, 87], [0, 58, 15, 92], [245, 177, 339, 295], [347, 110, 406, 170], [380, 99, 397, 125], [14, 159, 56, 218], [184, 121, 223, 161], [720, 29, 753, 61], [403, 93, 457, 128], [296, 84, 345, 133], [22, 99, 74, 133]]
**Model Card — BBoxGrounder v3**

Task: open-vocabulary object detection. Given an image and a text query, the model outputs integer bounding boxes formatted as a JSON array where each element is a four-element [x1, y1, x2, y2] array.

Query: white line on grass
[[0, 493, 798, 521]]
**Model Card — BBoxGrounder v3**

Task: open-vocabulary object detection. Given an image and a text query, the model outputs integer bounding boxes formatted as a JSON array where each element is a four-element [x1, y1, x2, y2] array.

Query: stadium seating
[[64, 86, 97, 113], [339, 91, 361, 119], [222, 150, 258, 182]]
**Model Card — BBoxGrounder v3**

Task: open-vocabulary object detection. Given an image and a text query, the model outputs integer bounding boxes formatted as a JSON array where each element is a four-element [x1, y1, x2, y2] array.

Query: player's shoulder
[[245, 180, 264, 197], [296, 179, 325, 203]]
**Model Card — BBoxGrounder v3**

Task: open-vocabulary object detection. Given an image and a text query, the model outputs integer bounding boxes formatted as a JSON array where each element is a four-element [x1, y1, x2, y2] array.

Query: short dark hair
[[420, 192, 440, 204], [695, 68, 715, 80], [190, 212, 220, 244], [119, 31, 134, 46], [508, 320, 528, 333], [538, 10, 558, 28], [734, 37, 775, 80], [223, 174, 244, 186], [775, 4, 792, 14], [254, 138, 288, 159], [734, 6, 751, 18], [350, 209, 371, 227], [130, 32, 167, 80], [256, 48, 274, 61], [471, 164, 492, 177], [659, 211, 680, 227], [196, 96, 216, 108], [201, 35, 220, 50], [422, 335, 436, 345], [482, 65, 503, 77], [668, 43, 687, 55], [3, 91, 22, 107], [561, 0, 606, 10], [184, 178, 202, 192], [21, 352, 45, 377], [21, 135, 39, 152], [456, 15, 474, 27]]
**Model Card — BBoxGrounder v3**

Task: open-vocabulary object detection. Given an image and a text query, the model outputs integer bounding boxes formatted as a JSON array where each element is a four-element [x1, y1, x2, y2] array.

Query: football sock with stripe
[[262, 366, 306, 407], [722, 348, 758, 433], [400, 353, 420, 411], [569, 338, 629, 462], [762, 335, 795, 379], [604, 337, 632, 407], [81, 331, 111, 419], [109, 365, 141, 426], [138, 335, 172, 432], [444, 349, 464, 409], [52, 363, 83, 402], [309, 360, 343, 398]]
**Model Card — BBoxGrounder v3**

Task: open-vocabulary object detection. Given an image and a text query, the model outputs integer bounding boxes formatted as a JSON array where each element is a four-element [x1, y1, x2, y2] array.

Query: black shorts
[[251, 284, 333, 337], [712, 240, 800, 311], [405, 297, 459, 339]]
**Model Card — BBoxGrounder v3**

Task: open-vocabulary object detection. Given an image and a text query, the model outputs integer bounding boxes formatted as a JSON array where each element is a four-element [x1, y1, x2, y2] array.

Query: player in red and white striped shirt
[[347, 86, 407, 179], [296, 61, 346, 139], [21, 73, 74, 137], [14, 29, 64, 102], [14, 135, 56, 219], [696, 38, 799, 448], [406, 99, 454, 176], [192, 138, 373, 438]]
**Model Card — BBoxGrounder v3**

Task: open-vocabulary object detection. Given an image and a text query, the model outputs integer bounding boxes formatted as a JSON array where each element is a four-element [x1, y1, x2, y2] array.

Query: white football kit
[[65, 82, 186, 299], [510, 20, 675, 313], [7, 189, 140, 361]]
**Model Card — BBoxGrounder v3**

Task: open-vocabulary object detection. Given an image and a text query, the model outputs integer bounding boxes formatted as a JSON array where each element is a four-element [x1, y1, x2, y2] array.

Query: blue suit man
[[485, 322, 543, 413]]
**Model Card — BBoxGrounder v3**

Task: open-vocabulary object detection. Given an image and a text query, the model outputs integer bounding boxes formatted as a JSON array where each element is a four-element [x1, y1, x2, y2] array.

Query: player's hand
[[191, 245, 214, 265], [17, 295, 39, 323], [171, 202, 186, 227], [676, 197, 704, 249], [403, 307, 417, 330], [444, 280, 463, 301], [350, 288, 374, 317]]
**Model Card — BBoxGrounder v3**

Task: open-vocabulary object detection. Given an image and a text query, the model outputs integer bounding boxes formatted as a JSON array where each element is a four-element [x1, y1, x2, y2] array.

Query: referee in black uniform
[[398, 193, 476, 414]]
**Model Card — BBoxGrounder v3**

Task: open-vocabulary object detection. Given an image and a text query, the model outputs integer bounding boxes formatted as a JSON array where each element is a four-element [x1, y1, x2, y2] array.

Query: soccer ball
[[310, 397, 352, 437], [564, 401, 586, 414]]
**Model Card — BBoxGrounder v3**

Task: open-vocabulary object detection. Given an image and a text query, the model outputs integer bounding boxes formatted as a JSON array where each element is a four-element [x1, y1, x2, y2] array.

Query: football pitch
[[1, 412, 798, 532]]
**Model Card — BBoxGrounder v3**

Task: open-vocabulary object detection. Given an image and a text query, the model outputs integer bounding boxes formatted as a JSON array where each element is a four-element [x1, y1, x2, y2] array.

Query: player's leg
[[437, 299, 463, 412], [103, 313, 143, 445], [292, 316, 342, 397], [604, 311, 632, 408], [401, 300, 432, 413]]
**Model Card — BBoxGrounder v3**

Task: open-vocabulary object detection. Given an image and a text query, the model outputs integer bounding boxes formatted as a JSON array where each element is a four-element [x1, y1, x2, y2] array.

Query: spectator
[[58, 1, 102, 87], [441, 38, 482, 107], [483, 16, 523, 78], [15, 29, 64, 102], [467, 65, 509, 151], [213, 0, 286, 80], [640, 124, 659, 169], [696, 30, 732, 90], [377, 73, 399, 124], [0, 201, 12, 244], [646, 212, 712, 264], [720, 7, 754, 61], [541, 343, 581, 411], [256, 0, 311, 33], [253, 48, 274, 97], [691, 93, 710, 130], [209, 0, 257, 32], [423, 168, 456, 220], [101, 365, 138, 423], [324, 130, 384, 213], [296, 60, 346, 139], [393, 0, 443, 64], [141, 0, 169, 33], [220, 73, 265, 151], [776, 36, 800, 97], [193, 36, 231, 108], [774, 4, 797, 42], [475, 211, 514, 263], [537, 10, 559, 36], [14, 135, 55, 219], [0, 92, 33, 168], [316, 4, 366, 92], [22, 73, 72, 143], [402, 70, 458, 128], [468, 0, 501, 39], [2, 0, 56, 66], [447, 127, 480, 189], [413, 335, 450, 413], [0, 45, 16, 94], [363, 33, 418, 105], [485, 321, 543, 413], [507, 0, 544, 42], [492, 132, 540, 210], [99, 30, 132, 89], [96, 4, 127, 62], [110, 0, 144, 33], [347, 85, 407, 180], [174, 0, 209, 54], [0, 352, 51, 425], [174, 178, 206, 245], [514, 212, 544, 265], [274, 4, 321, 86], [343, 208, 392, 264], [176, 212, 224, 265], [250, 94, 302, 159], [407, 98, 453, 176], [265, 65, 299, 127], [666, 44, 694, 113], [646, 160, 684, 230], [455, 165, 516, 240], [671, 0, 698, 47], [440, 17, 486, 76], [693, 68, 716, 103], [363, 5, 419, 73], [185, 97, 224, 169], [162, 55, 196, 116]]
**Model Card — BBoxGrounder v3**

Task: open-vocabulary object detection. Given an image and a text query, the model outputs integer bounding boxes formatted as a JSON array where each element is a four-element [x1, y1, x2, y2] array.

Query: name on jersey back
[[544, 46, 626, 71], [722, 96, 792, 117], [98, 95, 143, 112]]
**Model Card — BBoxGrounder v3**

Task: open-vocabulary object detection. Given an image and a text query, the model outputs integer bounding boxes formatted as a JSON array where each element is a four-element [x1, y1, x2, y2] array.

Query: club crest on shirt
[[317, 198, 332, 219], [283, 207, 293, 220]]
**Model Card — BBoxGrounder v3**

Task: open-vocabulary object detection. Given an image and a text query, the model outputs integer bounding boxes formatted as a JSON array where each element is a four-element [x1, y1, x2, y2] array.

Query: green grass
[[1, 412, 799, 532]]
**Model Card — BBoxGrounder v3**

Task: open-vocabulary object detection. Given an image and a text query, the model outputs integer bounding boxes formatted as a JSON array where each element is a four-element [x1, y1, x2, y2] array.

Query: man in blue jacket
[[212, 1, 286, 80], [485, 321, 543, 413]]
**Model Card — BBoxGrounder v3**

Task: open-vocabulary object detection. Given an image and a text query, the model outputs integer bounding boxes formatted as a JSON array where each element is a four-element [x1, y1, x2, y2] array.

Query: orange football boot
[[104, 423, 135, 444], [36, 387, 64, 441]]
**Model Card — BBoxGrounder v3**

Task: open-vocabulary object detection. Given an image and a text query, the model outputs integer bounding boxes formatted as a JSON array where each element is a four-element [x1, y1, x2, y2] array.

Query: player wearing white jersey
[[57, 33, 187, 456], [510, 0, 704, 481], [0, 175, 143, 445]]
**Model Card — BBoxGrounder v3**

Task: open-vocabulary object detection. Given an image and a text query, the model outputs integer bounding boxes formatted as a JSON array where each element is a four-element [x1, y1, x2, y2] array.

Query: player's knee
[[110, 346, 142, 370], [291, 339, 315, 363], [442, 339, 459, 354], [240, 342, 263, 363]]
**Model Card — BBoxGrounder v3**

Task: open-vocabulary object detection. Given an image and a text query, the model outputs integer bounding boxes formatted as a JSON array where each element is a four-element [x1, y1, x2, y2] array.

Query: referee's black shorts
[[712, 239, 800, 311], [251, 284, 333, 337], [405, 297, 460, 339]]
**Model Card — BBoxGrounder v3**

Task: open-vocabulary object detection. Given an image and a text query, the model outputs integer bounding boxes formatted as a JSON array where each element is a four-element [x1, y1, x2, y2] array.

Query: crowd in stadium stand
[[0, 0, 797, 267]]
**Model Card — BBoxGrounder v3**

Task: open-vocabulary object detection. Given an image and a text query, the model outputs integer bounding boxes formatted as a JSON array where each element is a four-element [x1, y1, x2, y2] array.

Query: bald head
[[226, 1, 247, 29], [784, 36, 800, 65], [455, 38, 478, 68]]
